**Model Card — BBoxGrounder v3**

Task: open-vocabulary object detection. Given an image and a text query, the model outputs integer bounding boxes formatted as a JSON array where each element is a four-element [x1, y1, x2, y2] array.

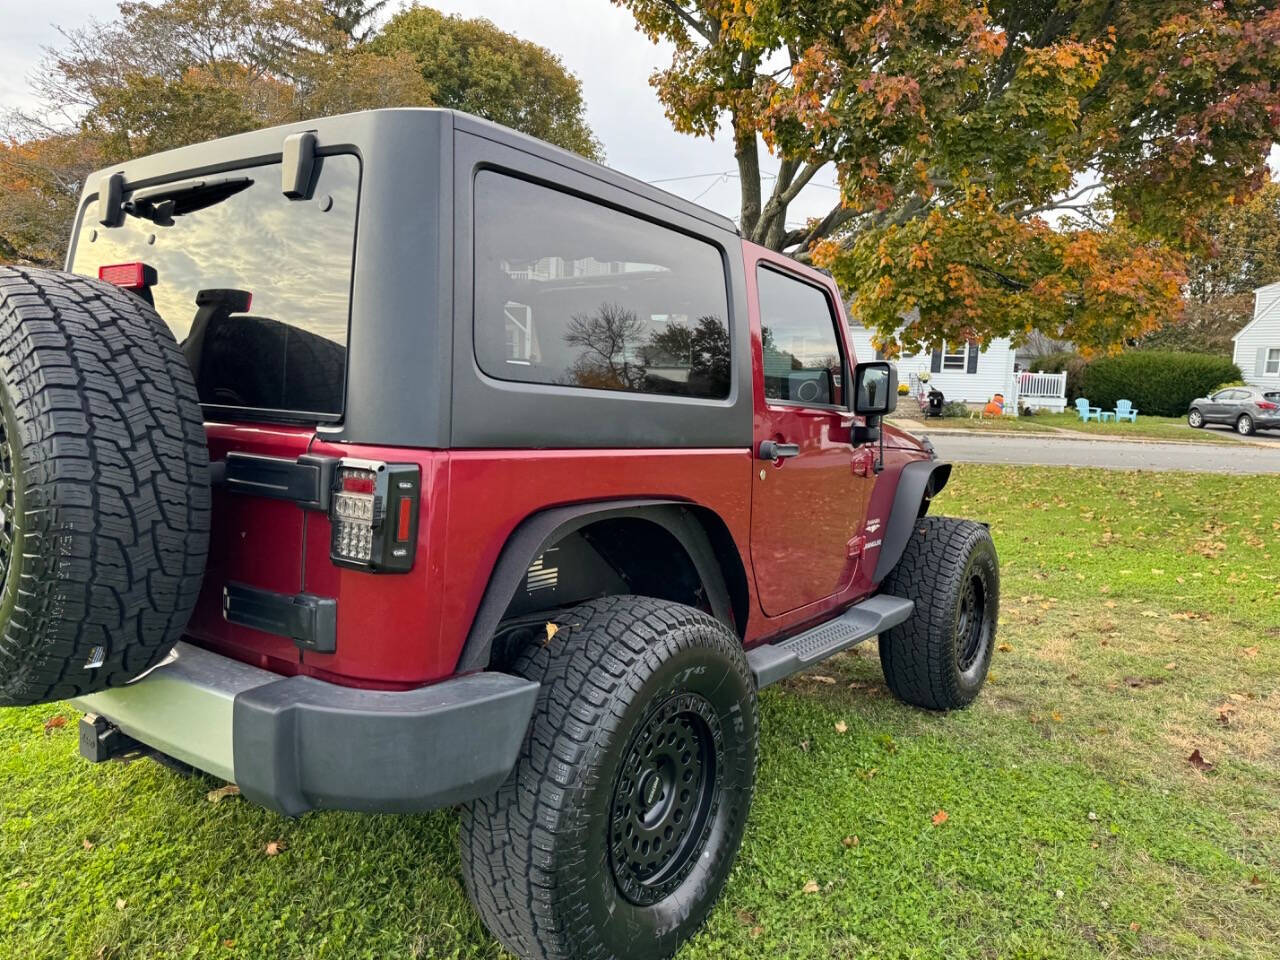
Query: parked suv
[[0, 110, 998, 960], [1187, 385, 1280, 435]]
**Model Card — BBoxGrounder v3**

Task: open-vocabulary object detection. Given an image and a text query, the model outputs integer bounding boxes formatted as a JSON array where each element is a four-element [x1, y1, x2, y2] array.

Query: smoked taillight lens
[[329, 460, 420, 572]]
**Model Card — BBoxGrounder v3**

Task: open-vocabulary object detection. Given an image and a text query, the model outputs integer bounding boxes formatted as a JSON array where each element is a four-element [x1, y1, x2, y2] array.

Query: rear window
[[70, 155, 360, 419], [473, 171, 732, 400]]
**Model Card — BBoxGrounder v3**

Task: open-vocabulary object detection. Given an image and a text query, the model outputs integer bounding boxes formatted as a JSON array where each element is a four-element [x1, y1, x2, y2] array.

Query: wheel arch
[[455, 499, 749, 673], [872, 459, 953, 584]]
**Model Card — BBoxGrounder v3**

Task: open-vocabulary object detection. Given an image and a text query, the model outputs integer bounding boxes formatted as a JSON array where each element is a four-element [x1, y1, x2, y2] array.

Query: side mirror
[[853, 361, 898, 417]]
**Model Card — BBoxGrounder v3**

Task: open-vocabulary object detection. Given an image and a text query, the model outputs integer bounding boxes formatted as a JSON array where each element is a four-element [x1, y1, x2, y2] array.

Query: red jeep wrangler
[[0, 109, 997, 960]]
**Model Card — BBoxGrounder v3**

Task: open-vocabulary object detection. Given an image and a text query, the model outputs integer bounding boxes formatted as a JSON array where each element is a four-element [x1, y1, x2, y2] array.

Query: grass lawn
[[3, 466, 1278, 960], [897, 409, 1250, 444]]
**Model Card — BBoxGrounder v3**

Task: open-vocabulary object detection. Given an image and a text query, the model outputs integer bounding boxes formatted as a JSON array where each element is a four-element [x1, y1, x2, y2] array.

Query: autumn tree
[[616, 1, 1280, 353], [1141, 182, 1280, 354], [372, 5, 602, 160], [1, 1, 599, 266]]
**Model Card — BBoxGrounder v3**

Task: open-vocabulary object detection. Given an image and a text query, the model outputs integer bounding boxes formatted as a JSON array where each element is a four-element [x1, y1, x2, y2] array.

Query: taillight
[[329, 459, 420, 572], [98, 261, 156, 290], [1258, 400, 1278, 411]]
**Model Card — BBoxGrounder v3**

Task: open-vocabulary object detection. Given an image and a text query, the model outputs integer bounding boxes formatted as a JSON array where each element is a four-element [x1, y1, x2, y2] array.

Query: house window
[[942, 341, 972, 371], [1266, 347, 1280, 375]]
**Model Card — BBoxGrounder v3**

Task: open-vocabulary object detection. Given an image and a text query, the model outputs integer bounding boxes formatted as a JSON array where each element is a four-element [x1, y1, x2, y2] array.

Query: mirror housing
[[853, 361, 898, 417]]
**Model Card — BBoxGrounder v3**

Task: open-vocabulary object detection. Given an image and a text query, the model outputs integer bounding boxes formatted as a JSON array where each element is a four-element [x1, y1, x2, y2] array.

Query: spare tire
[[0, 266, 210, 706]]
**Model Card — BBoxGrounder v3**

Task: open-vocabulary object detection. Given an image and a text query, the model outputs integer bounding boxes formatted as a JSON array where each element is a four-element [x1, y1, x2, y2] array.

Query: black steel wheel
[[878, 515, 1000, 709], [461, 596, 758, 960], [609, 692, 721, 905]]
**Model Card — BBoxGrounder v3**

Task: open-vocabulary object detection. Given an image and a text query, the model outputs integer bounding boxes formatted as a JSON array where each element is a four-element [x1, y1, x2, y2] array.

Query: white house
[[846, 320, 1066, 413], [1233, 281, 1280, 391]]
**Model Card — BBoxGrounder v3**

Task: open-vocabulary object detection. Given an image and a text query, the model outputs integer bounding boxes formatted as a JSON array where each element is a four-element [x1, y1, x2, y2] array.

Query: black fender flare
[[455, 499, 736, 673], [872, 460, 953, 583]]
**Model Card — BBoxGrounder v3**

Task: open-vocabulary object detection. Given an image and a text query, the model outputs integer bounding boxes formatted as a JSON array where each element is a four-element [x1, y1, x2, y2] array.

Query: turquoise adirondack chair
[[1113, 399, 1138, 422], [1075, 397, 1102, 422]]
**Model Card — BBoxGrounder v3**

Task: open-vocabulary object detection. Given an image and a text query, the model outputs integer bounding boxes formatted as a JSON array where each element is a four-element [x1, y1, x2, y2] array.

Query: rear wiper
[[123, 177, 254, 226]]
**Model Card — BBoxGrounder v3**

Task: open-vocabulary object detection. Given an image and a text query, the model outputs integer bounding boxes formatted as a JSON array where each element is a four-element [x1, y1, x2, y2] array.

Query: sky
[[0, 0, 843, 230]]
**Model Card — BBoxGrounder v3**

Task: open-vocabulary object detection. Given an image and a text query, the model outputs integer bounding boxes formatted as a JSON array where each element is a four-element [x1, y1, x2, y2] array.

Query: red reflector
[[342, 474, 375, 494], [98, 262, 148, 289], [396, 497, 412, 542]]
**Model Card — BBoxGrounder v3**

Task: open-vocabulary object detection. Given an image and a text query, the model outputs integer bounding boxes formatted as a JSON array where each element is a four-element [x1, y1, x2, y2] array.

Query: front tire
[[1237, 413, 1255, 436], [460, 596, 758, 960], [1188, 408, 1204, 428], [878, 516, 999, 710]]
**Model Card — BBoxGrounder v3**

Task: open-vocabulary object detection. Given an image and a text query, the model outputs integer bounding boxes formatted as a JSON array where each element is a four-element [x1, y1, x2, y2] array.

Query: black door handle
[[758, 440, 801, 461]]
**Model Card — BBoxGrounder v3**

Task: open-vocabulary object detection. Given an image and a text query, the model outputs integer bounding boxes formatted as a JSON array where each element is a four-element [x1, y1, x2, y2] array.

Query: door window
[[756, 267, 844, 406]]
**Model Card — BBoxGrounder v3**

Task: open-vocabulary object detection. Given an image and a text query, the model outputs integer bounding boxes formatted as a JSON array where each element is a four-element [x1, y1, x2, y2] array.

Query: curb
[[892, 422, 1279, 449]]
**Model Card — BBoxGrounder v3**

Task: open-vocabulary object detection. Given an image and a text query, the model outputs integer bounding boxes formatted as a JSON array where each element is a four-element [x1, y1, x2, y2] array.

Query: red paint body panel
[[183, 245, 928, 690], [186, 422, 312, 675]]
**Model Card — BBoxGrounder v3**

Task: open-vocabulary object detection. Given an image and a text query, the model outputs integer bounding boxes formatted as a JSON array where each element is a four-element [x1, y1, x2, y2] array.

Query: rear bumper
[[72, 643, 539, 816]]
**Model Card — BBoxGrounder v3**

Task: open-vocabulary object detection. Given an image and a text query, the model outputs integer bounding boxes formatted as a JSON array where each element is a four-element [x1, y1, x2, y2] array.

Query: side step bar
[[747, 594, 915, 688]]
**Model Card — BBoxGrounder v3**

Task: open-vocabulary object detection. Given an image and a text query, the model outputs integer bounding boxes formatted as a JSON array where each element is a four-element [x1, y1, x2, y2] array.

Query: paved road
[[923, 432, 1280, 474]]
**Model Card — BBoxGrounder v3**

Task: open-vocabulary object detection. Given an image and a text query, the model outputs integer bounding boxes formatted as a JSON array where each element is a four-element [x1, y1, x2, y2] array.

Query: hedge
[[1079, 351, 1241, 417]]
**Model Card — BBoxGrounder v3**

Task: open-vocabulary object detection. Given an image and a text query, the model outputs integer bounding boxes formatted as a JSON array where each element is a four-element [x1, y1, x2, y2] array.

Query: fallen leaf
[[265, 840, 285, 857], [1129, 922, 1141, 932], [1104, 600, 1118, 608], [82, 838, 94, 851], [543, 622, 559, 646], [799, 739, 809, 753], [1187, 749, 1214, 773], [1087, 811, 1099, 821], [43, 715, 67, 734], [1051, 711, 1063, 724], [207, 784, 241, 803], [1141, 611, 1159, 619], [749, 925, 763, 939], [807, 675, 837, 685], [1164, 662, 1177, 671], [842, 835, 859, 848], [833, 721, 848, 734], [1241, 646, 1260, 659], [223, 940, 237, 949], [931, 810, 949, 826], [1249, 874, 1265, 888], [997, 642, 1013, 652], [115, 898, 127, 911], [735, 909, 757, 926], [802, 880, 820, 894]]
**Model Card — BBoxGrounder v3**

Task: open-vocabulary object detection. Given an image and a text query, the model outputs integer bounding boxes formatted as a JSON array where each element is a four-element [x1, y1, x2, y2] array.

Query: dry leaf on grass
[[265, 840, 285, 857], [82, 839, 94, 851], [997, 642, 1013, 652], [801, 881, 820, 894], [931, 810, 949, 826], [43, 715, 67, 734], [833, 721, 848, 734], [842, 835, 859, 848], [1187, 749, 1214, 773], [1164, 662, 1177, 671], [207, 784, 240, 803], [1241, 646, 1260, 659], [115, 898, 127, 911]]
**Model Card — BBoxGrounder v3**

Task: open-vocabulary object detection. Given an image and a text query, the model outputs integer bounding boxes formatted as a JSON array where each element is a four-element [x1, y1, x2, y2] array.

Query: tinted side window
[[756, 267, 844, 406], [473, 172, 731, 400]]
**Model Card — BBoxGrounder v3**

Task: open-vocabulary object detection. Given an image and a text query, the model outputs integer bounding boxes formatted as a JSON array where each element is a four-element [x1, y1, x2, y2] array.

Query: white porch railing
[[1010, 371, 1068, 413]]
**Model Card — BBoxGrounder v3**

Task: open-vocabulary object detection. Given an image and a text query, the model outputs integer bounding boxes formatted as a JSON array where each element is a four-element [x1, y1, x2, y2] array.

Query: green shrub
[[940, 401, 972, 418], [1080, 352, 1241, 417], [1030, 352, 1088, 402]]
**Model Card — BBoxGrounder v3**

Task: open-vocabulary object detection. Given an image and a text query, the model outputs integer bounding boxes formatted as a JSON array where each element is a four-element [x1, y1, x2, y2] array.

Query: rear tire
[[460, 596, 757, 960], [1237, 413, 1255, 436], [878, 516, 999, 710], [1187, 408, 1204, 428], [0, 267, 209, 707]]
